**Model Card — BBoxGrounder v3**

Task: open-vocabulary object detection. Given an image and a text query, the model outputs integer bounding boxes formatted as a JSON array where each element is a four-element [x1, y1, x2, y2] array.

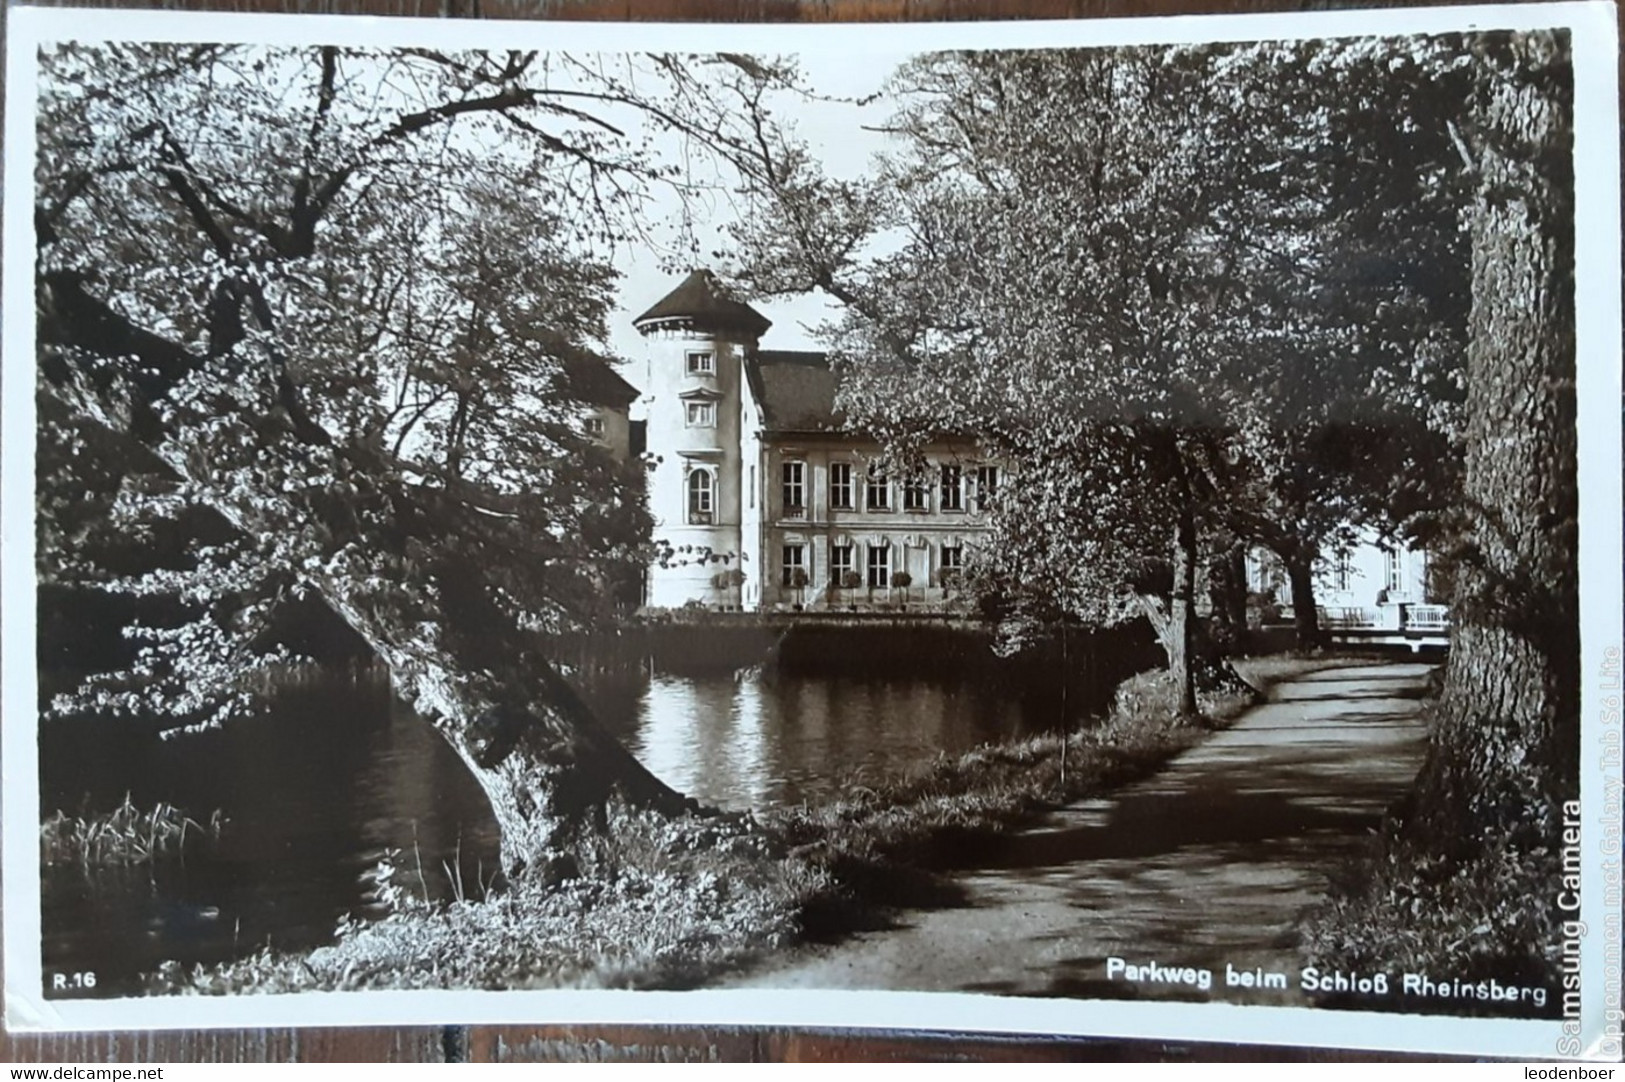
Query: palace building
[[632, 270, 999, 613], [625, 270, 1449, 637]]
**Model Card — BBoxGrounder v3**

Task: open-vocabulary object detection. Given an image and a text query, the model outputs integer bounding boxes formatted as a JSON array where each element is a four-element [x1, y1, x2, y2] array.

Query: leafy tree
[[734, 41, 1461, 708], [34, 43, 794, 877], [1220, 37, 1472, 649], [1303, 30, 1579, 989]]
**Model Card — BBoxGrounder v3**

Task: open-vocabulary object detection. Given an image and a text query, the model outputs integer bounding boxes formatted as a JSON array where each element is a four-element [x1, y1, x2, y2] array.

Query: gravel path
[[732, 662, 1434, 1004]]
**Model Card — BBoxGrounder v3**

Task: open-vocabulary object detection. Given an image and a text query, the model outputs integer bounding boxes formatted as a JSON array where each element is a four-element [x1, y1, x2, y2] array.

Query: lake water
[[38, 647, 1116, 997]]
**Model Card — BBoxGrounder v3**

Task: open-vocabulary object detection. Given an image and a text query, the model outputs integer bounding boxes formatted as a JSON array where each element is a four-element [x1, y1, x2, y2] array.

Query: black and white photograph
[[3, 4, 1619, 1058]]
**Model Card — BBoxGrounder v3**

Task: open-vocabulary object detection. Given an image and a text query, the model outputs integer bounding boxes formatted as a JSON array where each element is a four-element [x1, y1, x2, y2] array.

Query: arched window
[[687, 469, 714, 524]]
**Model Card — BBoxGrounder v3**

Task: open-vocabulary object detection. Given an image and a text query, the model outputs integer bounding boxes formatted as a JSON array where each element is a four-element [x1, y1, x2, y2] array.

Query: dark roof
[[633, 270, 772, 338], [560, 353, 640, 407], [745, 350, 841, 433]]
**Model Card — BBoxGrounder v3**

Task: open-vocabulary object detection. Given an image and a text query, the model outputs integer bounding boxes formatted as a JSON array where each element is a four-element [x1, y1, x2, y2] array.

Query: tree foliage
[[733, 38, 1472, 690], [34, 43, 798, 872]]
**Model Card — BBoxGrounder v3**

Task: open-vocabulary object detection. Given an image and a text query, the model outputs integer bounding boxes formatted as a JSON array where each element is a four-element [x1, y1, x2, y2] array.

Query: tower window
[[687, 470, 714, 524], [686, 351, 715, 375], [686, 401, 716, 428]]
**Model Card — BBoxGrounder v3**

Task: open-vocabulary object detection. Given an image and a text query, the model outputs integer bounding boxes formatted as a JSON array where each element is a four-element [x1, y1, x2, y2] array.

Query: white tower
[[634, 271, 771, 609]]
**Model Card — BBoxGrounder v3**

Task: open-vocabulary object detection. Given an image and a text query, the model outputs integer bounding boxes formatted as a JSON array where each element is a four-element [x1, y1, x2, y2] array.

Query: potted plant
[[892, 570, 913, 609], [787, 566, 809, 609], [838, 569, 862, 611], [713, 567, 746, 592]]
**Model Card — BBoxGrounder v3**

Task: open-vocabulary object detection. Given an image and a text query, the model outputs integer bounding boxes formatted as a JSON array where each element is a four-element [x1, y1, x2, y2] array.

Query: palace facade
[[633, 270, 998, 612], [627, 271, 1448, 631], [1248, 533, 1445, 634]]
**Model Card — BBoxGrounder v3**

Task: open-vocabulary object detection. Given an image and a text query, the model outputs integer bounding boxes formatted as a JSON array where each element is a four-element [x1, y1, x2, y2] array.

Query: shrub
[[892, 571, 913, 588], [1302, 823, 1559, 1014], [1246, 590, 1282, 628], [840, 570, 862, 589]]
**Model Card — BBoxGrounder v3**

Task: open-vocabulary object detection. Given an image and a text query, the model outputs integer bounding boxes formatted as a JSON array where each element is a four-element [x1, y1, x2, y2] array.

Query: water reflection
[[40, 674, 499, 998], [606, 672, 1044, 810], [41, 659, 1076, 995]]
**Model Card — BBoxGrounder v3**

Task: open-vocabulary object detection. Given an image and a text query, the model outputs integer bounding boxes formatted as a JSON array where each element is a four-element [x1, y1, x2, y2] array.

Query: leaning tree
[[34, 43, 800, 877]]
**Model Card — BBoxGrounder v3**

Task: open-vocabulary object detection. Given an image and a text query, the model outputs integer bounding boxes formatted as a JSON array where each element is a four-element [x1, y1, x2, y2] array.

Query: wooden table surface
[[0, 1023, 1459, 1062], [3, 0, 1604, 1060]]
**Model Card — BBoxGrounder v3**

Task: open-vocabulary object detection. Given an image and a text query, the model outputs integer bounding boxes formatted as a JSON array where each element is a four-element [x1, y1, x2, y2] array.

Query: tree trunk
[[1167, 477, 1199, 719], [1413, 31, 1577, 847], [318, 564, 690, 878], [1206, 543, 1250, 656], [1281, 544, 1324, 653]]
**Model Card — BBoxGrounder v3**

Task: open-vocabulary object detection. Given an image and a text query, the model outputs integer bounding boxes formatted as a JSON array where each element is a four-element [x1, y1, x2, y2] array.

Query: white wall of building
[[641, 325, 748, 608], [1248, 530, 1436, 616]]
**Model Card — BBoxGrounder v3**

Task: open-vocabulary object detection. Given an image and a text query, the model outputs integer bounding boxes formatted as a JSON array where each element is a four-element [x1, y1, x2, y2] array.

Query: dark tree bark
[[1277, 542, 1325, 653], [1167, 495, 1199, 718], [1412, 30, 1578, 846], [1224, 543, 1251, 655], [1206, 542, 1251, 656], [1136, 446, 1201, 719], [322, 558, 691, 878]]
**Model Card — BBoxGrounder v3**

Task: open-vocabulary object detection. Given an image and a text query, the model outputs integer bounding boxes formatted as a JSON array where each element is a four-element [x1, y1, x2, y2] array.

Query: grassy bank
[[1302, 824, 1561, 1016], [155, 653, 1359, 995]]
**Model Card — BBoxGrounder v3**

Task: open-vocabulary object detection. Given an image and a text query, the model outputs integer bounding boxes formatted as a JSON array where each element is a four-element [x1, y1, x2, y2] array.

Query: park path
[[731, 661, 1434, 1004]]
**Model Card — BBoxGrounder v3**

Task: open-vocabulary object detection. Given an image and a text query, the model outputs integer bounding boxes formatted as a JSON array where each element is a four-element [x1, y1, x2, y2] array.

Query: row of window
[[780, 543, 963, 589], [1324, 552, 1407, 594], [684, 464, 1000, 524], [782, 462, 998, 515], [1252, 549, 1411, 596]]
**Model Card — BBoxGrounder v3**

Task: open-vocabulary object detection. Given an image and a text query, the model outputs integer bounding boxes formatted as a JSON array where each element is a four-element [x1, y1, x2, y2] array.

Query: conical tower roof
[[633, 270, 772, 338]]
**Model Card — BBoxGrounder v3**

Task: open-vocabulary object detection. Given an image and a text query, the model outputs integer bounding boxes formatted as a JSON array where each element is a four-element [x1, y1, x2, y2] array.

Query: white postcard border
[[3, 1, 1619, 1059]]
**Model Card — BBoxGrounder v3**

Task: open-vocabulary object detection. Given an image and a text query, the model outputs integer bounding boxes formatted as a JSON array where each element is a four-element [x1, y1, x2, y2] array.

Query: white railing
[[1318, 604, 1450, 633], [1319, 605, 1382, 629], [1407, 604, 1451, 631]]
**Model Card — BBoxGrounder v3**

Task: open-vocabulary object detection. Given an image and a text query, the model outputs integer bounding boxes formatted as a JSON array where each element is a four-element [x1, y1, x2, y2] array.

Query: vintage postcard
[[3, 1, 1620, 1059]]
